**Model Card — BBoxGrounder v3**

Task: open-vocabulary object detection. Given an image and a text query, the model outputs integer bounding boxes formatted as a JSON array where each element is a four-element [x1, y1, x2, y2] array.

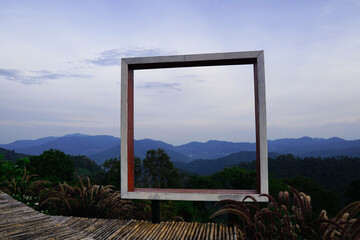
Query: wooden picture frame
[[121, 51, 268, 201]]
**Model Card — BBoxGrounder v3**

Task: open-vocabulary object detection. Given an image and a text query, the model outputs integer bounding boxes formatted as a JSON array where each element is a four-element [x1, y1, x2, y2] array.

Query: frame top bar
[[122, 50, 263, 70]]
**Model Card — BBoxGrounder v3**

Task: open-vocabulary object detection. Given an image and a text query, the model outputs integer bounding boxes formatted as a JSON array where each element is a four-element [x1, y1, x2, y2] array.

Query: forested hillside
[[174, 151, 279, 175], [239, 154, 360, 197]]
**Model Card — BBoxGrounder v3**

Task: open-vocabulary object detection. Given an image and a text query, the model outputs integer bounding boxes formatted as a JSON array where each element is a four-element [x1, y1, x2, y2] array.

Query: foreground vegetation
[[212, 188, 360, 239], [1, 149, 360, 238]]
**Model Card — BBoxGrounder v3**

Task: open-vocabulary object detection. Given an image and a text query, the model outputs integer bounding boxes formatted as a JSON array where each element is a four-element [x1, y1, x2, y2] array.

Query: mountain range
[[1, 134, 360, 165], [173, 151, 279, 175]]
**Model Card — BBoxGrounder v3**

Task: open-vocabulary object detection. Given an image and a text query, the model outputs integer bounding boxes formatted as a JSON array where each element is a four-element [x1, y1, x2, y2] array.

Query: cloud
[[0, 68, 20, 81], [84, 47, 176, 67], [174, 74, 206, 83], [0, 68, 91, 85], [137, 82, 181, 91]]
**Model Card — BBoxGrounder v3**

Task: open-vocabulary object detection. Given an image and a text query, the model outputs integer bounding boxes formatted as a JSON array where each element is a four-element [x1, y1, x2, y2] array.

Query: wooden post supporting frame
[[151, 200, 161, 223]]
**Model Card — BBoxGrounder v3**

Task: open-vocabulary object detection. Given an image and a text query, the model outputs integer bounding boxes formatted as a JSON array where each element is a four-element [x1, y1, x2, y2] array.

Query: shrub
[[1, 167, 49, 208], [40, 176, 134, 219], [211, 187, 360, 239]]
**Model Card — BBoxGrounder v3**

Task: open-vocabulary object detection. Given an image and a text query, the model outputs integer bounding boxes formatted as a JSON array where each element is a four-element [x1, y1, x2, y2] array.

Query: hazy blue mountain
[[0, 136, 58, 149], [90, 140, 192, 165], [174, 151, 279, 175], [136, 139, 175, 152], [1, 134, 119, 156], [89, 145, 120, 164], [300, 147, 360, 158], [62, 133, 89, 138], [268, 137, 360, 156], [134, 139, 191, 162], [175, 137, 360, 160], [174, 140, 255, 159], [1, 134, 360, 165]]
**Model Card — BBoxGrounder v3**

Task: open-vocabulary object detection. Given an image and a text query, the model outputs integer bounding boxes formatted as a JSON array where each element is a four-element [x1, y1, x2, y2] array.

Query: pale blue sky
[[1, 0, 360, 144]]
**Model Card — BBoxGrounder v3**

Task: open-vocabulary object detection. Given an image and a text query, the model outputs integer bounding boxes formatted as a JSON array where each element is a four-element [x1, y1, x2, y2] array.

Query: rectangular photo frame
[[121, 51, 268, 201]]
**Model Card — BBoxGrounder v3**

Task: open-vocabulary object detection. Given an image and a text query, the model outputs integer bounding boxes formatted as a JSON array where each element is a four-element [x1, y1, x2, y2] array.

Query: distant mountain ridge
[[174, 151, 279, 176], [1, 134, 360, 165], [2, 135, 119, 157]]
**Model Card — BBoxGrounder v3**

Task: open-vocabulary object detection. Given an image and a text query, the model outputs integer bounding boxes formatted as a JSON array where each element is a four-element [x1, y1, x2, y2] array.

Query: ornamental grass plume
[[40, 176, 134, 219], [1, 167, 49, 197], [211, 187, 360, 239]]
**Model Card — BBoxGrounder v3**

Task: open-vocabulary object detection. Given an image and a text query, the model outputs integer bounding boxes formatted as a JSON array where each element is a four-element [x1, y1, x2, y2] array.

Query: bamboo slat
[[0, 191, 240, 239]]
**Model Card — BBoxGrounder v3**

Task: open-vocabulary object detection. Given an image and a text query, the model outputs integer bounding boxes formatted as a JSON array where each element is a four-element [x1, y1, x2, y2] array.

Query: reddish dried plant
[[211, 187, 360, 239]]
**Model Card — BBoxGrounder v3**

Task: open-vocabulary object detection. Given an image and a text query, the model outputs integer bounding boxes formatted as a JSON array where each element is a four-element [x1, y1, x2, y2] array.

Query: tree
[[134, 156, 142, 187], [29, 149, 75, 183], [212, 167, 257, 190], [344, 179, 360, 203], [0, 156, 30, 183], [70, 155, 102, 177], [283, 175, 340, 217], [101, 157, 120, 189], [187, 175, 222, 189], [142, 148, 180, 188], [100, 156, 142, 189]]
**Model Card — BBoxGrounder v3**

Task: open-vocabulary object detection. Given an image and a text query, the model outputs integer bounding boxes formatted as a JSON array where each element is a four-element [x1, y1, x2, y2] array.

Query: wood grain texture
[[0, 191, 242, 239]]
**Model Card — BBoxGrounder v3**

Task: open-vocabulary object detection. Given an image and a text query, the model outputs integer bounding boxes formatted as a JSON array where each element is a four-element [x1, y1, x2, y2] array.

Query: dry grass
[[1, 167, 49, 197], [40, 176, 134, 219], [211, 187, 360, 239]]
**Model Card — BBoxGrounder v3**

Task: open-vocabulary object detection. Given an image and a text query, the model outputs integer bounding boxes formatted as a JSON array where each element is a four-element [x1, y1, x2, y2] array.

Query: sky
[[1, 0, 360, 145]]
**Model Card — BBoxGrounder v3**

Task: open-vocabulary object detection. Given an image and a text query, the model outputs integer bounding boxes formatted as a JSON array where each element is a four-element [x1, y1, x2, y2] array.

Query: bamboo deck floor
[[0, 192, 241, 239], [0, 191, 92, 239]]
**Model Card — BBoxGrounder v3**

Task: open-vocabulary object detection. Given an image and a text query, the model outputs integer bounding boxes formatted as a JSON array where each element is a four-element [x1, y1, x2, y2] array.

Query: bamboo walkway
[[0, 191, 241, 239], [0, 191, 92, 239]]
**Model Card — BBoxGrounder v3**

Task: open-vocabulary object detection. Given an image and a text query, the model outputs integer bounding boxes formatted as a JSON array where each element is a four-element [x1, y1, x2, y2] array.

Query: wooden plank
[[0, 191, 241, 239]]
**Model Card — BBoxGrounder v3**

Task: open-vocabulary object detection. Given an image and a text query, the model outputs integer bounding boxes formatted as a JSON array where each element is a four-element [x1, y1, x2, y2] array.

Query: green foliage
[[40, 176, 134, 218], [0, 148, 27, 162], [0, 160, 19, 182], [211, 187, 360, 239], [76, 168, 92, 177], [134, 156, 142, 184], [1, 167, 49, 208], [29, 149, 75, 183], [16, 157, 30, 168], [212, 167, 256, 190], [142, 148, 180, 188], [99, 156, 142, 189], [268, 175, 289, 197], [70, 155, 102, 177], [0, 157, 31, 182], [101, 157, 121, 189], [0, 153, 33, 205], [344, 179, 360, 204], [187, 175, 222, 189], [240, 154, 360, 197], [284, 175, 340, 217]]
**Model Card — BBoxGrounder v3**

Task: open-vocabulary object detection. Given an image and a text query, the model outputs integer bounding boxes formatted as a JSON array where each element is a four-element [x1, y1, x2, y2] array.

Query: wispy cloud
[[0, 68, 20, 81], [84, 47, 176, 67], [0, 68, 91, 85], [174, 74, 206, 83], [137, 82, 181, 91]]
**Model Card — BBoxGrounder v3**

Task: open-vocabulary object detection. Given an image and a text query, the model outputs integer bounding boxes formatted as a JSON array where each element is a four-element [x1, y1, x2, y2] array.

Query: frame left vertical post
[[121, 60, 129, 195], [127, 69, 134, 191]]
